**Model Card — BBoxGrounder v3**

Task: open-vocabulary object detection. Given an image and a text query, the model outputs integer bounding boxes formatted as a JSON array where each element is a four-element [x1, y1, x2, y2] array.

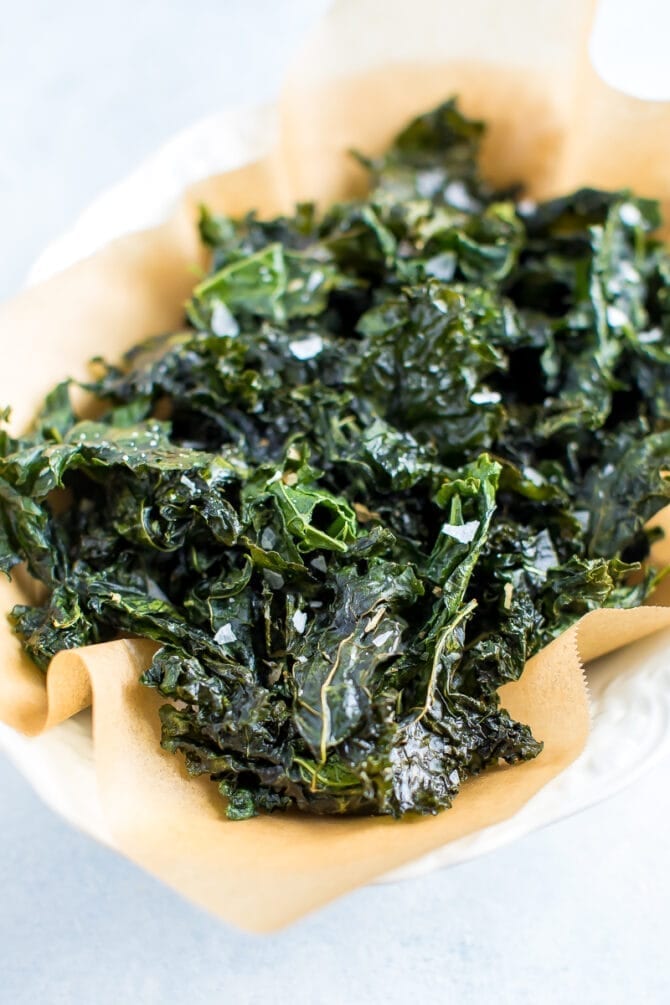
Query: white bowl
[[2, 103, 670, 881]]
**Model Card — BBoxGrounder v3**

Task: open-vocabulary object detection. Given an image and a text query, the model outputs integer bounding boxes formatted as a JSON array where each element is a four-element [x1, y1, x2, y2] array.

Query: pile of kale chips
[[2, 101, 670, 819]]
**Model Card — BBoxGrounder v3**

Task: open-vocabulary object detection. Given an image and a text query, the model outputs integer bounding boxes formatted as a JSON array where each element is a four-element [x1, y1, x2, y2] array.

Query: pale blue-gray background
[[1, 3, 669, 1003]]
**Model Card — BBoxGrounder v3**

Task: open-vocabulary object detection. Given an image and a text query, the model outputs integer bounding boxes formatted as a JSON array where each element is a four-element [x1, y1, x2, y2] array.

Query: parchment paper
[[2, 0, 670, 931]]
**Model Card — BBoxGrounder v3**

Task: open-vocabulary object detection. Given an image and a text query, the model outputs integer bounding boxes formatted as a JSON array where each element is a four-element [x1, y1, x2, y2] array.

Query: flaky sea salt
[[214, 623, 237, 645]]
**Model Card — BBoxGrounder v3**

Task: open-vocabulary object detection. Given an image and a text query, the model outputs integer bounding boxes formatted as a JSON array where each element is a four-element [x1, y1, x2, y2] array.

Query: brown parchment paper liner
[[2, 0, 670, 931]]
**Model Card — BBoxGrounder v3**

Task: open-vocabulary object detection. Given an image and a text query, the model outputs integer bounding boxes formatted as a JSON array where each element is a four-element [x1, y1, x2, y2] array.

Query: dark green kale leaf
[[2, 97, 670, 820]]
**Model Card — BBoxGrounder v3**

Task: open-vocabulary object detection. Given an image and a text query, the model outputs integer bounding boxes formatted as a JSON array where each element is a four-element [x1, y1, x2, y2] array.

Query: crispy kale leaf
[[2, 98, 670, 818]]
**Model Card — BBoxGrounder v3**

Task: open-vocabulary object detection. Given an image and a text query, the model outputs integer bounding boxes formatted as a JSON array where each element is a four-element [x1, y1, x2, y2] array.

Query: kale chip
[[2, 99, 670, 818]]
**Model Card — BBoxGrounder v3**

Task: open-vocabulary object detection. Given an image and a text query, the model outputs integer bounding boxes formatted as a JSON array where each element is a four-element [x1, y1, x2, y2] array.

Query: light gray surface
[[1, 750, 670, 1005], [1, 2, 669, 1002]]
